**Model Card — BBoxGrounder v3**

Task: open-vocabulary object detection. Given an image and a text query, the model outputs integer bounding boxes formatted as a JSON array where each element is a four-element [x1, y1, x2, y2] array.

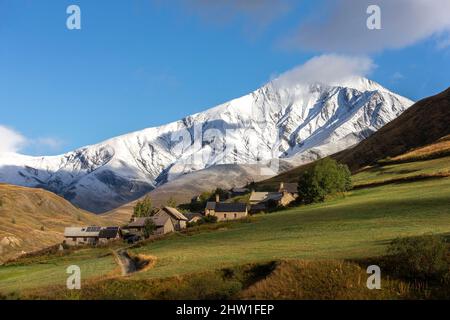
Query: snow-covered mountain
[[0, 76, 413, 213]]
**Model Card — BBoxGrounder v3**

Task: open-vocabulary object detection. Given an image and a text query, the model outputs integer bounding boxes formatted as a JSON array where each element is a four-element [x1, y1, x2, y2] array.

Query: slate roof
[[250, 203, 268, 212], [214, 202, 247, 213], [98, 227, 120, 239], [280, 183, 298, 194], [184, 213, 203, 220], [127, 218, 149, 228], [206, 202, 216, 210]]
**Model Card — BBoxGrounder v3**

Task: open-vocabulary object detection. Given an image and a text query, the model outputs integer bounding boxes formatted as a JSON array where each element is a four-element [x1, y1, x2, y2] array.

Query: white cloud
[[0, 125, 27, 154], [0, 125, 64, 155], [272, 54, 375, 89], [285, 0, 450, 53]]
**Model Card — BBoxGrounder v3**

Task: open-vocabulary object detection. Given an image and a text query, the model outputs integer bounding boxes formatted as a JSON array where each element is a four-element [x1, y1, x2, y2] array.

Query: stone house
[[154, 207, 188, 231], [64, 226, 120, 246], [205, 195, 248, 221], [126, 215, 175, 236]]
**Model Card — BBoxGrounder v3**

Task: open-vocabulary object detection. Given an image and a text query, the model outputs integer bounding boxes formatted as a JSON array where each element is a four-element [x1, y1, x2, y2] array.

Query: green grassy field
[[352, 156, 450, 186], [128, 177, 450, 280], [1, 159, 449, 297], [0, 248, 118, 294]]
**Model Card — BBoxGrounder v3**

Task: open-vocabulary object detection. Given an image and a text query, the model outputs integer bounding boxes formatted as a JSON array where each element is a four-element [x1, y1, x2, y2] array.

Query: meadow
[[0, 151, 449, 298], [129, 177, 450, 280]]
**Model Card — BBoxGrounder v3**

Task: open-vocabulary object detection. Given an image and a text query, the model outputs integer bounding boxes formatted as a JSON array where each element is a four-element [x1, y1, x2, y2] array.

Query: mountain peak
[[0, 79, 413, 213]]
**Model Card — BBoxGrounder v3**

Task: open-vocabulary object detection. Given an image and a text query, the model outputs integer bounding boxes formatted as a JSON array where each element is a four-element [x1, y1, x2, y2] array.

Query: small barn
[[205, 202, 248, 222], [279, 182, 299, 198], [155, 207, 188, 231], [249, 190, 296, 213], [64, 226, 102, 246], [126, 215, 175, 236]]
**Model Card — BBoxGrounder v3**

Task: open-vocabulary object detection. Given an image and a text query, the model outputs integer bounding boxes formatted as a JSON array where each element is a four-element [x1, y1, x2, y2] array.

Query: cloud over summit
[[273, 54, 376, 89], [0, 126, 27, 154]]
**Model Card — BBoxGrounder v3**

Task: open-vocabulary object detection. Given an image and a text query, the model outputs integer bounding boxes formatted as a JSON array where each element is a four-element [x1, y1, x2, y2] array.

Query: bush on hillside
[[199, 215, 218, 224], [187, 215, 218, 228], [297, 158, 352, 204], [142, 219, 157, 239], [387, 235, 449, 281]]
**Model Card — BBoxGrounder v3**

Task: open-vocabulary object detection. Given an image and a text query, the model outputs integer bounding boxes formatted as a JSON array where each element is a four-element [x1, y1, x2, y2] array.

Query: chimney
[[215, 194, 220, 203]]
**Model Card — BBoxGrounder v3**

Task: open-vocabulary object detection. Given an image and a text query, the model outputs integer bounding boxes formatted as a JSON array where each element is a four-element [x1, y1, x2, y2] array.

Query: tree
[[133, 196, 155, 217], [166, 197, 177, 208], [142, 218, 157, 239], [297, 158, 352, 204], [210, 188, 229, 202]]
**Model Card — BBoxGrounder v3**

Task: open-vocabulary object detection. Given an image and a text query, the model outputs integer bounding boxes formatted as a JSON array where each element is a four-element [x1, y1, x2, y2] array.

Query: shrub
[[387, 235, 449, 281], [166, 197, 177, 208], [142, 219, 157, 239], [188, 215, 218, 227], [198, 215, 218, 225], [210, 188, 230, 202], [297, 158, 352, 204]]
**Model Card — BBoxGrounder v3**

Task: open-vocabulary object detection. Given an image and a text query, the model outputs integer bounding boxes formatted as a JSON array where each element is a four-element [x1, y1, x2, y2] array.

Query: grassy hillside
[[0, 184, 128, 263], [1, 175, 449, 295], [128, 177, 450, 280], [1, 143, 449, 298], [0, 247, 119, 294], [20, 259, 420, 300]]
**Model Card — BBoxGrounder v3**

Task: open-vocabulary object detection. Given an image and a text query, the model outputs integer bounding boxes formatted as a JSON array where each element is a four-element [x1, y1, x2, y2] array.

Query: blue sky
[[1, 0, 449, 155]]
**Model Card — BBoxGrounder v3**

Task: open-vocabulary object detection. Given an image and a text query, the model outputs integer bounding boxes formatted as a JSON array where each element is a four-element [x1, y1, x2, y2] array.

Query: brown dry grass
[[240, 260, 413, 300], [387, 134, 450, 163], [0, 184, 129, 262], [131, 254, 158, 273]]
